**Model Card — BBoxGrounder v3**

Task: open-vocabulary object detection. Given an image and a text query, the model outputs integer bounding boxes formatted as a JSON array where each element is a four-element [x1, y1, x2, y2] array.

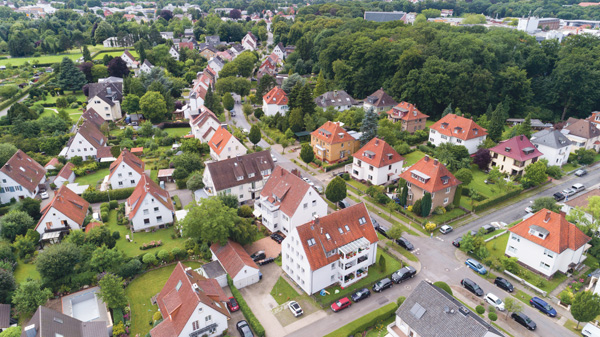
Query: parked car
[[481, 224, 496, 234], [572, 183, 585, 193], [250, 251, 265, 262], [40, 191, 49, 199], [315, 185, 323, 194], [562, 188, 576, 197], [302, 177, 315, 186], [485, 293, 505, 311], [271, 154, 277, 162], [351, 288, 371, 302], [512, 312, 536, 330], [236, 320, 254, 337], [395, 237, 414, 251], [372, 278, 393, 292], [227, 297, 240, 312], [288, 301, 303, 317], [371, 218, 379, 228], [461, 278, 484, 296], [494, 277, 514, 292], [452, 237, 462, 248], [553, 192, 566, 201], [338, 200, 350, 209], [230, 110, 236, 117], [525, 206, 534, 213], [465, 258, 487, 275], [575, 169, 588, 177], [331, 297, 352, 312], [582, 323, 600, 337], [439, 225, 453, 234], [530, 297, 557, 317], [270, 232, 284, 243], [391, 266, 417, 284], [375, 225, 389, 238]]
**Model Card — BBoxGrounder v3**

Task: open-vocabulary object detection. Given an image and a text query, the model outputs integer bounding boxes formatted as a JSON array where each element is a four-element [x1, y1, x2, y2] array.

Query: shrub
[[238, 205, 253, 218], [488, 305, 496, 313], [113, 308, 124, 325], [323, 303, 398, 337], [82, 188, 135, 203], [101, 211, 108, 222], [397, 296, 406, 306], [109, 200, 118, 209], [69, 102, 79, 109], [157, 249, 171, 263], [112, 231, 120, 240], [488, 312, 498, 321], [142, 253, 157, 266], [560, 289, 574, 305], [342, 173, 350, 180], [152, 311, 162, 321], [475, 305, 485, 315], [171, 247, 187, 260], [433, 281, 452, 295]]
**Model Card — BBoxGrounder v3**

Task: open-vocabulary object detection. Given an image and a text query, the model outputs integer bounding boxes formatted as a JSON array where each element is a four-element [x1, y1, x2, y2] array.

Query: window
[[119, 181, 124, 186], [130, 180, 135, 184], [345, 225, 350, 232], [192, 321, 199, 330], [205, 315, 212, 322], [359, 217, 366, 225], [507, 246, 517, 253], [443, 198, 449, 204], [144, 218, 150, 224], [304, 203, 308, 209], [511, 235, 520, 242], [307, 238, 316, 246], [539, 261, 550, 270], [446, 187, 451, 193], [143, 209, 149, 215], [331, 275, 335, 282], [338, 228, 344, 234], [156, 216, 162, 222], [154, 207, 159, 212], [543, 249, 554, 259], [331, 263, 335, 270], [312, 200, 317, 206]]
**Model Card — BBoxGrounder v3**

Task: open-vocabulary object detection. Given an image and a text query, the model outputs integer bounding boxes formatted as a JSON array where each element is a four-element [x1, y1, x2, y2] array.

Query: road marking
[[436, 237, 444, 242], [455, 266, 463, 271]]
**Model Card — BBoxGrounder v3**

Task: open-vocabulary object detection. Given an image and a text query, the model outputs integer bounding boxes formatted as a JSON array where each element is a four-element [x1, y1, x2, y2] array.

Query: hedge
[[0, 74, 54, 112], [472, 187, 523, 212], [227, 275, 265, 337], [82, 187, 135, 203], [323, 302, 398, 337], [323, 159, 352, 172], [112, 308, 124, 325]]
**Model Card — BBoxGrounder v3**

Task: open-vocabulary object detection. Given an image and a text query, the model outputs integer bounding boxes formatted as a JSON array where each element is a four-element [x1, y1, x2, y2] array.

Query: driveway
[[224, 286, 246, 334], [168, 188, 194, 208], [245, 237, 281, 259]]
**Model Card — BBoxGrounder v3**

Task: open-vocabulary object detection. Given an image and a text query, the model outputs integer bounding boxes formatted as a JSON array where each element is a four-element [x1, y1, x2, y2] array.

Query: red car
[[227, 297, 240, 312], [331, 297, 352, 312]]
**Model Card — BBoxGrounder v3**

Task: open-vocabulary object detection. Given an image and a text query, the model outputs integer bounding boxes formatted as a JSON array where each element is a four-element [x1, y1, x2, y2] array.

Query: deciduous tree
[[572, 291, 600, 329], [248, 125, 261, 148], [300, 143, 314, 164], [326, 177, 347, 203], [140, 91, 167, 122], [36, 242, 81, 287], [107, 57, 130, 78], [182, 198, 239, 246], [12, 279, 52, 316], [98, 273, 127, 310]]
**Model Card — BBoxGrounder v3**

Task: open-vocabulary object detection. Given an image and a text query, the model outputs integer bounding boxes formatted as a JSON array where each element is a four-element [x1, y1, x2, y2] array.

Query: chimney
[[560, 211, 566, 218], [433, 159, 439, 166], [520, 135, 524, 141], [375, 139, 379, 146], [334, 90, 338, 97], [424, 155, 430, 162], [544, 211, 551, 223], [314, 216, 319, 226], [291, 168, 301, 177]]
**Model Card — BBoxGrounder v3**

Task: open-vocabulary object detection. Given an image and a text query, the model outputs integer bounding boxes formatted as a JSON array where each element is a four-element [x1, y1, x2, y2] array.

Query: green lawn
[[562, 163, 580, 173], [126, 261, 202, 337], [39, 92, 86, 104], [468, 167, 496, 198], [74, 168, 110, 187], [425, 120, 435, 128], [92, 51, 135, 59], [0, 53, 82, 67], [270, 276, 300, 305], [514, 289, 533, 306], [403, 150, 426, 166], [430, 208, 467, 224], [163, 127, 191, 138], [346, 179, 368, 193], [14, 260, 40, 283], [39, 109, 57, 119]]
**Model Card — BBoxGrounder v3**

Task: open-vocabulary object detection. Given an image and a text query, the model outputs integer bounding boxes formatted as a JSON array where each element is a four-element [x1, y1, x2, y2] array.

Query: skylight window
[[307, 238, 316, 246], [358, 217, 366, 225], [345, 225, 350, 232], [176, 280, 182, 291], [325, 233, 331, 240], [338, 228, 344, 234]]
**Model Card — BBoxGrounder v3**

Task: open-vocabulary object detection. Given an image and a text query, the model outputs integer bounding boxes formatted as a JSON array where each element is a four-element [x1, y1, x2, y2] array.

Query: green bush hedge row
[[323, 159, 352, 172], [227, 275, 265, 337], [82, 187, 135, 203], [113, 308, 124, 325], [323, 302, 398, 337], [0, 75, 54, 112], [472, 187, 523, 212]]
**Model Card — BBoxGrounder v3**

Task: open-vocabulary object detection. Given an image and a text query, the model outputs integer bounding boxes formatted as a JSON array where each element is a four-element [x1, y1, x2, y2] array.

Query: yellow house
[[311, 121, 361, 164], [489, 135, 543, 176]]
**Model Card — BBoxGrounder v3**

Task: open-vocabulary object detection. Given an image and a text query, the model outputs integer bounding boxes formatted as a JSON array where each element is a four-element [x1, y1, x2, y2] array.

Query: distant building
[[386, 102, 429, 134], [506, 118, 552, 130], [314, 90, 357, 112], [531, 128, 572, 167], [53, 162, 75, 188], [273, 42, 286, 60], [62, 121, 113, 161], [242, 31, 258, 51], [562, 118, 600, 152], [120, 50, 139, 68], [211, 240, 260, 289], [262, 86, 289, 116], [108, 149, 145, 189], [363, 11, 407, 23], [169, 46, 180, 60], [362, 88, 397, 114], [205, 35, 221, 47], [190, 106, 221, 143], [208, 126, 246, 161], [139, 59, 153, 74], [86, 82, 123, 121]]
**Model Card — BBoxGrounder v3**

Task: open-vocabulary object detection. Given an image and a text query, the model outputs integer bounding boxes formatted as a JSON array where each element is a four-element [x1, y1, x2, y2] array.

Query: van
[[572, 183, 585, 193], [582, 323, 600, 337]]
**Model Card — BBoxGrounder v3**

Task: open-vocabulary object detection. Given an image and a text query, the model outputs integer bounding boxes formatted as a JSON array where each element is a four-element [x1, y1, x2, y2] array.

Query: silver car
[[288, 301, 303, 317], [562, 188, 576, 197]]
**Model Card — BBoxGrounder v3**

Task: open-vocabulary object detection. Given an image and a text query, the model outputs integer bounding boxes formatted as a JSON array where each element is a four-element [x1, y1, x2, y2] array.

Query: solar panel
[[410, 303, 427, 319]]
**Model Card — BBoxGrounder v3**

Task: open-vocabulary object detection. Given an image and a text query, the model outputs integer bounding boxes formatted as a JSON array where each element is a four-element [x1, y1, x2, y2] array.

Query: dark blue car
[[530, 297, 557, 317]]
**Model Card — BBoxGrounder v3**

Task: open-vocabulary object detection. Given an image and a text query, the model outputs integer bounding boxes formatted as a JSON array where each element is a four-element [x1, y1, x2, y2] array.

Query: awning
[[41, 231, 60, 241], [339, 237, 370, 255], [253, 209, 262, 218]]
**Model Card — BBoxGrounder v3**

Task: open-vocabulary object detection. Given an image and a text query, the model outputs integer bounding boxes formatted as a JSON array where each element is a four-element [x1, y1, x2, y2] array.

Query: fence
[[503, 270, 547, 296], [484, 230, 508, 243]]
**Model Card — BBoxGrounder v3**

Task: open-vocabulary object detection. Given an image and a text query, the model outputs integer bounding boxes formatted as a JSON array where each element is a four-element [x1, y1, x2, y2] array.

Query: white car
[[439, 225, 453, 234], [271, 154, 277, 162], [288, 301, 303, 317], [40, 192, 49, 199], [485, 293, 505, 311], [303, 177, 315, 186], [525, 206, 533, 213], [243, 128, 249, 134]]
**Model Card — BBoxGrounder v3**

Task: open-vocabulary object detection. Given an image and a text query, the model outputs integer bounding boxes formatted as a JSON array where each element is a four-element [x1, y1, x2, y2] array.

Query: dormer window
[[236, 175, 244, 181], [528, 225, 549, 240], [358, 217, 366, 225], [325, 233, 331, 240], [307, 238, 316, 246]]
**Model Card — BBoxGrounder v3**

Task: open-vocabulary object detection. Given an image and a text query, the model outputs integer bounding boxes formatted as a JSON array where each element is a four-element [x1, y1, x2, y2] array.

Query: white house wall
[[351, 158, 404, 185], [65, 133, 98, 161], [87, 96, 122, 121], [210, 138, 246, 161], [287, 189, 327, 234], [535, 143, 571, 167], [109, 164, 142, 189], [0, 172, 39, 204], [176, 302, 228, 337], [232, 265, 260, 289], [429, 129, 485, 154], [54, 172, 75, 188], [37, 207, 84, 236], [262, 102, 288, 117], [130, 194, 174, 232]]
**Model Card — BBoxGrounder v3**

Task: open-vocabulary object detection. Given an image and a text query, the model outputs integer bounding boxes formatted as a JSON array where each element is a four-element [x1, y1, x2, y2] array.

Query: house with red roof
[[400, 155, 461, 214], [150, 262, 230, 337], [125, 174, 174, 232], [210, 240, 260, 289], [282, 203, 379, 294], [506, 209, 590, 277], [0, 150, 46, 204], [257, 53, 279, 80], [242, 31, 258, 51], [120, 50, 139, 69], [429, 114, 487, 154], [190, 106, 221, 143], [489, 135, 543, 176], [256, 167, 327, 234], [363, 88, 397, 114], [386, 101, 429, 133], [44, 157, 60, 171], [310, 121, 361, 164], [53, 162, 75, 188], [35, 185, 90, 241], [108, 149, 145, 189], [208, 126, 246, 161], [350, 138, 404, 185], [62, 120, 113, 161], [262, 86, 288, 116]]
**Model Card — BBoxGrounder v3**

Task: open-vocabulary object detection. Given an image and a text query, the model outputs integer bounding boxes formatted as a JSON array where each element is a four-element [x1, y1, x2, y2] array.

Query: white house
[[108, 149, 145, 189], [362, 88, 397, 114], [139, 59, 154, 74], [350, 138, 404, 186], [169, 46, 180, 60], [207, 56, 225, 74], [273, 42, 285, 60], [120, 50, 139, 68], [281, 203, 379, 295], [241, 31, 258, 51], [505, 209, 590, 277], [210, 240, 260, 289], [190, 106, 221, 143], [103, 36, 133, 48], [0, 150, 46, 204], [53, 162, 75, 188], [203, 151, 275, 204], [429, 113, 487, 154], [256, 166, 327, 235], [125, 174, 174, 232], [35, 186, 89, 240], [262, 86, 289, 116], [86, 82, 123, 121], [208, 126, 246, 161], [562, 118, 600, 152], [63, 121, 113, 161], [531, 128, 572, 166], [150, 262, 230, 337]]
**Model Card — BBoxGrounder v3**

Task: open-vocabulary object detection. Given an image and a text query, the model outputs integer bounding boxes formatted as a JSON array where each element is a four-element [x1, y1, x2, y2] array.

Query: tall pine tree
[[442, 103, 452, 117], [359, 108, 378, 145], [138, 43, 147, 64], [57, 57, 87, 93], [204, 86, 216, 112], [488, 102, 504, 142], [299, 84, 315, 116], [518, 113, 532, 138], [82, 45, 92, 62], [287, 82, 303, 111], [314, 70, 327, 97]]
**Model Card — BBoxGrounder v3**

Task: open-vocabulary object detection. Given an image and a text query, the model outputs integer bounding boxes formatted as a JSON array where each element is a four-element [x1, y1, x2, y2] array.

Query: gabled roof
[[263, 86, 288, 106], [108, 149, 145, 180], [260, 166, 311, 216], [400, 155, 460, 193], [387, 101, 429, 121], [295, 203, 378, 271], [191, 106, 219, 128], [179, 42, 194, 50], [84, 221, 102, 233], [210, 240, 259, 278], [201, 45, 218, 54], [244, 31, 258, 43], [209, 126, 238, 156], [142, 59, 153, 68], [122, 50, 136, 61], [21, 306, 106, 337], [489, 135, 543, 161], [353, 138, 404, 168], [127, 174, 173, 220], [75, 120, 107, 149], [86, 82, 123, 106], [587, 111, 600, 125], [44, 157, 59, 169], [1, 150, 45, 193], [205, 150, 275, 191], [315, 90, 357, 108], [37, 185, 89, 228], [150, 262, 230, 337], [509, 209, 590, 254], [430, 114, 487, 141], [57, 162, 75, 180], [564, 118, 600, 139], [81, 108, 105, 128], [531, 129, 572, 149], [311, 121, 355, 145], [364, 88, 397, 108]]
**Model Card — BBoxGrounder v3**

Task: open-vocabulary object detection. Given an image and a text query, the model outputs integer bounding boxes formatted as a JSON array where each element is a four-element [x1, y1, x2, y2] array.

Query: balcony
[[339, 237, 371, 261], [340, 267, 369, 287]]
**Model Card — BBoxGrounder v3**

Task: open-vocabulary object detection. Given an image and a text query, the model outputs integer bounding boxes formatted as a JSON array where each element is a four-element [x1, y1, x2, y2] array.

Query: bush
[[397, 296, 406, 306], [101, 211, 108, 222], [112, 231, 120, 240], [433, 281, 452, 295], [472, 187, 523, 212], [560, 289, 574, 305], [228, 275, 265, 337], [142, 252, 157, 266], [82, 188, 135, 203], [488, 312, 497, 321], [171, 247, 187, 260], [475, 305, 485, 315], [113, 308, 124, 325], [109, 200, 118, 209], [487, 305, 496, 314], [238, 205, 253, 218], [69, 102, 79, 109], [157, 249, 172, 263]]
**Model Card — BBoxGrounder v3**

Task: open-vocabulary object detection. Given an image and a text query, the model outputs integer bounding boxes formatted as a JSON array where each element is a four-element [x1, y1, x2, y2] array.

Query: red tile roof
[[295, 203, 378, 271], [0, 150, 45, 194], [57, 162, 75, 180], [127, 174, 173, 220], [588, 111, 600, 125], [509, 209, 590, 254], [353, 138, 403, 168], [191, 106, 218, 127], [36, 185, 89, 229], [209, 126, 235, 156], [108, 149, 145, 180], [210, 240, 259, 278], [179, 42, 194, 50], [84, 222, 102, 233], [311, 121, 354, 145], [399, 155, 460, 193], [489, 135, 543, 161], [260, 166, 311, 216], [44, 157, 59, 169], [387, 102, 429, 121], [263, 87, 288, 106], [430, 114, 487, 141]]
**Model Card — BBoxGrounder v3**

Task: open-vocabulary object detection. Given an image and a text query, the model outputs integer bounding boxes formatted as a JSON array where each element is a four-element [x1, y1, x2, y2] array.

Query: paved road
[[0, 93, 29, 117]]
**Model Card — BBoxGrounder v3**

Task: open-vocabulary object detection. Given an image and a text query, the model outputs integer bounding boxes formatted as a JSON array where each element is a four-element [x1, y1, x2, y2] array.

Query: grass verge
[[385, 241, 419, 262], [270, 276, 300, 305]]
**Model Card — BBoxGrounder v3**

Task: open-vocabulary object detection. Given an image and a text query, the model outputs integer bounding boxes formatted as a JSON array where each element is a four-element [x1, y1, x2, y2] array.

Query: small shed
[[158, 169, 175, 183], [130, 147, 144, 156], [197, 261, 228, 288]]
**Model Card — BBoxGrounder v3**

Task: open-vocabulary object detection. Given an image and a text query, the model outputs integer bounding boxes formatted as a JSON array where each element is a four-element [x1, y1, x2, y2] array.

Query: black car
[[371, 218, 379, 228], [494, 277, 514, 292], [375, 225, 389, 239], [351, 288, 371, 302], [250, 251, 266, 262], [391, 266, 417, 284], [236, 320, 254, 337], [338, 200, 350, 209], [461, 278, 484, 296], [553, 192, 566, 201], [270, 232, 284, 243], [372, 278, 393, 292], [395, 237, 414, 251], [452, 237, 462, 248], [511, 312, 536, 330]]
